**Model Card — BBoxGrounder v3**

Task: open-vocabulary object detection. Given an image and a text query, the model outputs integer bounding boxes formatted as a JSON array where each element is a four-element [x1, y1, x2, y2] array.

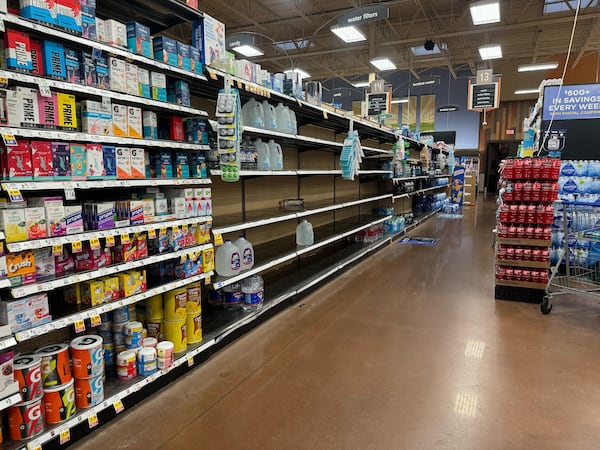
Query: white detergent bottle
[[254, 139, 271, 170], [215, 240, 242, 276], [242, 98, 265, 129], [262, 101, 278, 130], [296, 220, 314, 246], [267, 140, 283, 171], [275, 103, 291, 134], [289, 109, 297, 134], [233, 236, 255, 271]]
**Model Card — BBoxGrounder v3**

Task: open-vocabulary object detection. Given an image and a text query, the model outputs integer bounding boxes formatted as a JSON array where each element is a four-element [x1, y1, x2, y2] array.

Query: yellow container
[[81, 280, 105, 306], [163, 288, 187, 321], [196, 223, 211, 244], [161, 318, 187, 353], [186, 283, 201, 314], [186, 313, 202, 344], [102, 276, 120, 302], [202, 248, 214, 273], [145, 295, 163, 320]]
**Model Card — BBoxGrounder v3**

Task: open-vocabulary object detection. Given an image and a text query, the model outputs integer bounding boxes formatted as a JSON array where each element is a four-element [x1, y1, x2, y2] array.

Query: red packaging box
[[30, 38, 44, 76], [170, 116, 184, 141], [1, 141, 33, 180], [4, 29, 32, 71], [31, 140, 53, 179]]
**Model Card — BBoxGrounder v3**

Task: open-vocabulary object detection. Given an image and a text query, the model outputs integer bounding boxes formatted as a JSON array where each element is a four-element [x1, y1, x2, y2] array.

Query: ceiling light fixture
[[391, 98, 409, 104], [470, 0, 501, 25], [352, 81, 370, 88], [518, 62, 559, 72], [514, 88, 540, 95], [285, 68, 311, 79], [479, 45, 502, 60], [370, 57, 396, 71], [331, 25, 367, 43], [231, 45, 264, 57]]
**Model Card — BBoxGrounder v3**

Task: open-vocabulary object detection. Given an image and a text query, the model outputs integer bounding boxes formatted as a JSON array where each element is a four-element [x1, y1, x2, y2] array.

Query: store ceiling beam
[[572, 19, 600, 68]]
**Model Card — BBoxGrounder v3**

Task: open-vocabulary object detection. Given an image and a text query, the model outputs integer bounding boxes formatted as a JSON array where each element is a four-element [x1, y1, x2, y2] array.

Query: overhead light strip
[[470, 0, 501, 25], [370, 57, 396, 71], [518, 62, 559, 72], [514, 88, 540, 95], [331, 25, 367, 43]]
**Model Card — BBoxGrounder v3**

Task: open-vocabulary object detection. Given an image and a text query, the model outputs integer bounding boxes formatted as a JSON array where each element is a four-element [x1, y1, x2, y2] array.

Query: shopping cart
[[544, 201, 600, 314]]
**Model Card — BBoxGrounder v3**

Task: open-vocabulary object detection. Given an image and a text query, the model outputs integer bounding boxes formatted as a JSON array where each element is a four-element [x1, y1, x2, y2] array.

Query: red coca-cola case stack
[[496, 158, 559, 298]]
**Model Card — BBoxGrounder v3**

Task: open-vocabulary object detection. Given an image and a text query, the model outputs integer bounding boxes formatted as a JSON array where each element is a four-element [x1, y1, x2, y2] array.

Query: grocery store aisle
[[76, 198, 600, 450]]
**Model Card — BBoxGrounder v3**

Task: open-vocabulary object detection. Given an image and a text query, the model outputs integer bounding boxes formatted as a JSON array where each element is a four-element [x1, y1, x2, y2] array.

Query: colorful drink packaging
[[37, 92, 59, 129], [86, 144, 105, 179], [52, 142, 71, 179]]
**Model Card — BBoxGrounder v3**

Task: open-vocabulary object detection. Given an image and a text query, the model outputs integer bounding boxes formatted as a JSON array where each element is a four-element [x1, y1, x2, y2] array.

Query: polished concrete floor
[[75, 198, 600, 450]]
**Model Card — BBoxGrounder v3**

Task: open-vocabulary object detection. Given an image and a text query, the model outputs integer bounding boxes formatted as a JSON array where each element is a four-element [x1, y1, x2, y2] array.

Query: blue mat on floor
[[398, 237, 438, 246], [439, 213, 464, 219]]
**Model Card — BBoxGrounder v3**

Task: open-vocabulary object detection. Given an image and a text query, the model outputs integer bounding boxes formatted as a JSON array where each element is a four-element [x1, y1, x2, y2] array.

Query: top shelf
[[95, 0, 203, 34]]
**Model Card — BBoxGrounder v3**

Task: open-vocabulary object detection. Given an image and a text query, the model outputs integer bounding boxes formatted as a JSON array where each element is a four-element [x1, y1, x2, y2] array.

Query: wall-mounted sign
[[506, 128, 515, 135], [339, 5, 389, 26], [412, 77, 439, 88], [437, 105, 459, 113], [542, 84, 600, 121], [468, 82, 500, 110], [476, 69, 493, 84], [367, 92, 389, 116]]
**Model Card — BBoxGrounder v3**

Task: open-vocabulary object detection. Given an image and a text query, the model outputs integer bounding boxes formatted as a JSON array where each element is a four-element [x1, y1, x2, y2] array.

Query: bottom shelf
[[495, 285, 545, 303]]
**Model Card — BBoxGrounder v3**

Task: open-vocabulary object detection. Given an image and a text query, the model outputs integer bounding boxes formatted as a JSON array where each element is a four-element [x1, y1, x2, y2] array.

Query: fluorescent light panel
[[331, 25, 366, 43], [479, 45, 502, 60], [518, 62, 559, 72], [370, 57, 396, 71], [231, 45, 264, 57], [515, 89, 540, 95], [285, 68, 311, 79], [352, 81, 370, 88], [391, 98, 409, 104], [470, 0, 501, 25]]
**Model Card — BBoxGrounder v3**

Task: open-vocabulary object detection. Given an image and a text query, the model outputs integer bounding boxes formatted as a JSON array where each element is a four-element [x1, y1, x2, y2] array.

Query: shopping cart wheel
[[541, 296, 553, 315]]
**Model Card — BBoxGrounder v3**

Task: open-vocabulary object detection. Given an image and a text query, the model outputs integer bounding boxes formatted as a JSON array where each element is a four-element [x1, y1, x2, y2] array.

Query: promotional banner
[[451, 165, 466, 206], [401, 96, 417, 130], [542, 84, 600, 121], [420, 94, 435, 132]]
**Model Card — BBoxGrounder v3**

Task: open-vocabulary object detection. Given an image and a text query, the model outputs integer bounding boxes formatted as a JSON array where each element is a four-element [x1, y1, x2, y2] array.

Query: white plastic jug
[[267, 140, 283, 171], [296, 220, 314, 246], [254, 139, 271, 170], [233, 236, 254, 270], [262, 101, 278, 130], [242, 98, 265, 129], [215, 240, 242, 276], [289, 109, 297, 134], [275, 103, 292, 134]]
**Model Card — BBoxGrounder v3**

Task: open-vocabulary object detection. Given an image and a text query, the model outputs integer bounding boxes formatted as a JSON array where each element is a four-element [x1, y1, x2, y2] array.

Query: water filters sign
[[543, 84, 600, 121]]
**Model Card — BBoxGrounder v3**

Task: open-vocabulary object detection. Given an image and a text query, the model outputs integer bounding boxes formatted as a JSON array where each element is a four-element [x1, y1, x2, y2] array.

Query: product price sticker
[[105, 235, 115, 247], [59, 428, 71, 444], [6, 188, 23, 202], [188, 356, 194, 367], [72, 241, 82, 253], [182, 224, 188, 233], [120, 233, 130, 244], [1, 133, 17, 147], [213, 233, 224, 246], [90, 237, 101, 250], [113, 398, 125, 414], [207, 69, 218, 80], [148, 228, 157, 239], [38, 79, 52, 98], [0, 76, 7, 88], [74, 319, 85, 333], [205, 276, 211, 285], [88, 413, 99, 429], [64, 188, 76, 201], [323, 110, 328, 120], [90, 315, 102, 327], [27, 442, 42, 450], [160, 227, 167, 236], [172, 225, 179, 234], [52, 244, 63, 256]]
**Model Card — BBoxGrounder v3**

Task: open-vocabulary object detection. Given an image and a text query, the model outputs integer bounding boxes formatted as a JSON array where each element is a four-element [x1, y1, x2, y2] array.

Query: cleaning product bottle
[[215, 240, 241, 276], [296, 220, 314, 246], [233, 236, 254, 271], [267, 140, 283, 171], [254, 139, 271, 171], [262, 101, 277, 130], [242, 98, 265, 129]]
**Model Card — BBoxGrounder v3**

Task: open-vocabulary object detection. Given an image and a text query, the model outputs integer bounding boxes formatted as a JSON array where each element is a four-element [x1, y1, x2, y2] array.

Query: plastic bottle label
[[243, 248, 253, 265], [224, 290, 243, 305], [244, 290, 264, 305], [231, 251, 241, 271]]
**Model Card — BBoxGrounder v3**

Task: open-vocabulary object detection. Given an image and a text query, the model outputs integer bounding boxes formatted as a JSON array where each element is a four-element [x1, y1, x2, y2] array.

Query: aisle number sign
[[468, 81, 500, 110], [542, 84, 600, 121]]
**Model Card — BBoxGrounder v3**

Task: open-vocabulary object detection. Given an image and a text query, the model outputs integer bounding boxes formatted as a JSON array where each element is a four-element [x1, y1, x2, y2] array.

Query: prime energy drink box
[[5, 29, 33, 71], [41, 40, 66, 80], [16, 87, 39, 128], [38, 92, 59, 129], [57, 93, 77, 130]]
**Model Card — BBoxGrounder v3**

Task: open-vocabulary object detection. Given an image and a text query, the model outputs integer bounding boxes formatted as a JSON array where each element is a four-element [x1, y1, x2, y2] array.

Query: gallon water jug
[[215, 240, 241, 277], [267, 140, 283, 171], [242, 98, 265, 129], [289, 109, 297, 134], [241, 275, 264, 311], [254, 139, 271, 170], [296, 220, 314, 246], [233, 236, 254, 271], [262, 101, 278, 130], [275, 103, 292, 134], [222, 282, 242, 310]]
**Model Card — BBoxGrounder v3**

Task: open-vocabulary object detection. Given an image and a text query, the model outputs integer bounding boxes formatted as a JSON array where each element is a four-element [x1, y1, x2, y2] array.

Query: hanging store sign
[[339, 5, 389, 26], [412, 77, 439, 88], [468, 82, 499, 110], [367, 92, 389, 116], [542, 84, 600, 121], [225, 34, 255, 51], [437, 105, 459, 113]]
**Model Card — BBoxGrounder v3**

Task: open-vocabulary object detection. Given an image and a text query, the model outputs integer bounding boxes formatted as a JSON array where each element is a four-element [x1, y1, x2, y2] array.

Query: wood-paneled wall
[[481, 100, 534, 143]]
